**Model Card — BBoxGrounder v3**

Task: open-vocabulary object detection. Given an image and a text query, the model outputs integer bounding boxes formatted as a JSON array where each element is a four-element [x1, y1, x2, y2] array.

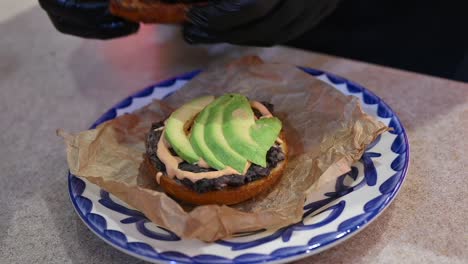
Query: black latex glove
[[184, 0, 341, 46], [38, 0, 140, 40]]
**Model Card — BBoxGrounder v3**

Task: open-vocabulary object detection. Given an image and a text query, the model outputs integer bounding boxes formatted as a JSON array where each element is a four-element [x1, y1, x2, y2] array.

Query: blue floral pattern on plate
[[68, 68, 409, 264]]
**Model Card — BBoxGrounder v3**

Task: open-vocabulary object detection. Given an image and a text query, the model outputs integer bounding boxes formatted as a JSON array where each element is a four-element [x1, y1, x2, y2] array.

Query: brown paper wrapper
[[58, 56, 388, 242]]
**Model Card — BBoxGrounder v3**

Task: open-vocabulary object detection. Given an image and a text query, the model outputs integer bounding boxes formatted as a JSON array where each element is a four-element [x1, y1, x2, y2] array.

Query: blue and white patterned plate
[[68, 68, 409, 264]]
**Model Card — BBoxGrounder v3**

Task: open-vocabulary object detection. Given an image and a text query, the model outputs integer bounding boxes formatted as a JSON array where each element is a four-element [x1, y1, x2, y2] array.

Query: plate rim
[[67, 68, 410, 264]]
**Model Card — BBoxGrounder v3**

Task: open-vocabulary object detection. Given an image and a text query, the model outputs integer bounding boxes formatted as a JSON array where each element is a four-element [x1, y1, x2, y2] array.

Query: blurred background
[[3, 0, 467, 83], [287, 0, 468, 82]]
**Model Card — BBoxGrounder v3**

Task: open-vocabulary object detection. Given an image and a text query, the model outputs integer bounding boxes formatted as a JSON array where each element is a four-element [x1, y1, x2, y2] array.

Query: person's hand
[[38, 0, 140, 40], [184, 0, 341, 46]]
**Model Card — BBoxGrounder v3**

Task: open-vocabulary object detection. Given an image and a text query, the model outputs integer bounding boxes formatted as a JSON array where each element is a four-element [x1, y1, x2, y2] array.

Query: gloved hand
[[38, 0, 140, 40], [184, 0, 341, 46]]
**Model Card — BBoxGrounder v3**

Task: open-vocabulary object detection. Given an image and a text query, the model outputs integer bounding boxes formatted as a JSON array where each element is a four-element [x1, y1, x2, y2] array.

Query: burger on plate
[[145, 94, 288, 205]]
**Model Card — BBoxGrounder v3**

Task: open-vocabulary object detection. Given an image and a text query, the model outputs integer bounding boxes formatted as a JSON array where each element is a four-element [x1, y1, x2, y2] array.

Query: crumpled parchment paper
[[58, 56, 388, 242]]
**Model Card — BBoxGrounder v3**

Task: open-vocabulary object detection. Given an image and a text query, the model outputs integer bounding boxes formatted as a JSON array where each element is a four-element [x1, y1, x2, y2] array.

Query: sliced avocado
[[165, 95, 215, 164], [222, 95, 268, 167], [222, 95, 282, 167], [250, 117, 282, 153], [190, 96, 230, 170], [205, 94, 248, 173]]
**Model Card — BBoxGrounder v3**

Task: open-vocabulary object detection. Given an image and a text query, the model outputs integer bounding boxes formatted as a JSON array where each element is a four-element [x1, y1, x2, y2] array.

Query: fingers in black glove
[[188, 0, 282, 31], [47, 13, 139, 40], [184, 0, 341, 46], [39, 0, 139, 40]]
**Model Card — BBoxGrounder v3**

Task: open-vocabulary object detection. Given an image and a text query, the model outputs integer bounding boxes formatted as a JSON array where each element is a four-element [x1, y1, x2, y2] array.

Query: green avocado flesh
[[190, 96, 230, 171], [205, 95, 249, 173], [222, 95, 268, 167], [165, 95, 215, 164], [165, 94, 282, 171], [250, 117, 282, 153]]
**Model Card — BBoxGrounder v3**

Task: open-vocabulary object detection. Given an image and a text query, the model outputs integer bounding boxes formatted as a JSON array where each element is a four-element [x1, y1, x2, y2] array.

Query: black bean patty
[[145, 102, 285, 193]]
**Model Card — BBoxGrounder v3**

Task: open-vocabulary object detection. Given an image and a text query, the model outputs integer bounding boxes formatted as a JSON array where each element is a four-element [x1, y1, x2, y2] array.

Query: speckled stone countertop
[[1, 2, 467, 264]]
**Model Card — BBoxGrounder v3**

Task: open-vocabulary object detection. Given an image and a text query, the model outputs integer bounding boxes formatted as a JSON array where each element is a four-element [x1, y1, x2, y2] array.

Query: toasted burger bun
[[148, 134, 288, 205], [109, 0, 205, 24]]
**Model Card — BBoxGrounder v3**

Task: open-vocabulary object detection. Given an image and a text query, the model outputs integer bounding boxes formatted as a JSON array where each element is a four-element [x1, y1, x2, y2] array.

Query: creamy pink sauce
[[156, 131, 241, 182], [197, 159, 211, 168], [250, 101, 273, 118], [156, 100, 276, 182], [156, 172, 163, 184], [276, 137, 284, 144]]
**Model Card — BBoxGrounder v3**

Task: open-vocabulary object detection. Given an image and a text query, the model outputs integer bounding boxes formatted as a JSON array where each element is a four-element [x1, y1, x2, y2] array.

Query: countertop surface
[[1, 2, 467, 264]]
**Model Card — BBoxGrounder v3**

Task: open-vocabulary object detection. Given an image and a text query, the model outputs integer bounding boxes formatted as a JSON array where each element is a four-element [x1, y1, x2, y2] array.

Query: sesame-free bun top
[[110, 0, 205, 24]]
